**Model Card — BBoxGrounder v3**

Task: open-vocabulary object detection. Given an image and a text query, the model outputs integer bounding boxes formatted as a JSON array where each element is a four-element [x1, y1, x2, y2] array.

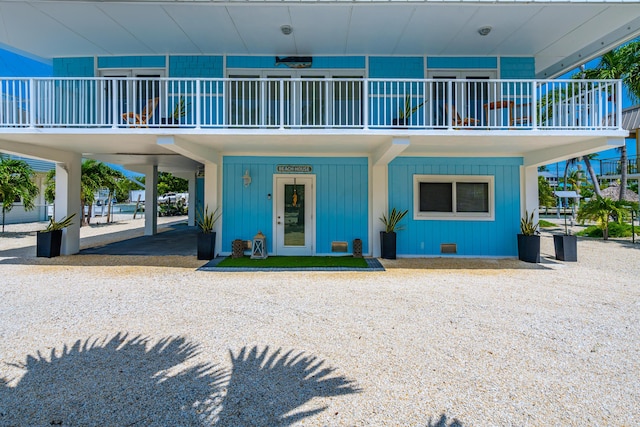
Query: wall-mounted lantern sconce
[[243, 169, 252, 187]]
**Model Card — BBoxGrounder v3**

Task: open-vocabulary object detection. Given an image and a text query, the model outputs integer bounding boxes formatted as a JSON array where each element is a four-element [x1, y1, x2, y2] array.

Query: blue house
[[0, 1, 635, 257]]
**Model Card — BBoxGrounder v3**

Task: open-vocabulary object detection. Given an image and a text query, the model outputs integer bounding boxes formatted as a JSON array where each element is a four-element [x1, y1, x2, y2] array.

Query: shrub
[[576, 222, 639, 238]]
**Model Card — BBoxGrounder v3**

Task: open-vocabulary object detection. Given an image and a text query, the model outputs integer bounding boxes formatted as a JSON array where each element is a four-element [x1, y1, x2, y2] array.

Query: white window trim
[[413, 174, 495, 221]]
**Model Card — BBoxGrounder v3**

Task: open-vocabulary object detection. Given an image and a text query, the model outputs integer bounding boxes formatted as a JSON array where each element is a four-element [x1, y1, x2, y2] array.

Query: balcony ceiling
[[0, 1, 639, 78]]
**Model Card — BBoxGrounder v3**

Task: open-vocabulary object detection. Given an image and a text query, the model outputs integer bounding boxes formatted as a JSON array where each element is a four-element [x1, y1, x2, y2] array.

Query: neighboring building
[[539, 171, 559, 189], [0, 1, 636, 256], [600, 104, 640, 185]]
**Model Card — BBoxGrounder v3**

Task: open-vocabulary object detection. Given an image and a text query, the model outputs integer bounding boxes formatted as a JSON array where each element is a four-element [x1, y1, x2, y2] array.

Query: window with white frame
[[413, 175, 494, 220]]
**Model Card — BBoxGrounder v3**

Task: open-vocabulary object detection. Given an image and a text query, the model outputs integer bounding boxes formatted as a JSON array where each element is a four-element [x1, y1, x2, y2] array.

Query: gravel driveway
[[0, 219, 638, 426]]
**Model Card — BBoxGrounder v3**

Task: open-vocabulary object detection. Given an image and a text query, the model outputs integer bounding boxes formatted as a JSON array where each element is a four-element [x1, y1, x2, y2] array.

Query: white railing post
[[279, 79, 285, 130], [28, 79, 36, 128], [196, 79, 201, 129], [531, 80, 537, 130], [447, 80, 453, 130], [324, 78, 330, 127], [111, 79, 118, 128], [363, 79, 369, 129], [616, 80, 623, 129]]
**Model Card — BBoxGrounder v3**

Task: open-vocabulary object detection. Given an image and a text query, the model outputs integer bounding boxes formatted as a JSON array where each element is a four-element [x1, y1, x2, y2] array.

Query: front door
[[274, 175, 315, 255]]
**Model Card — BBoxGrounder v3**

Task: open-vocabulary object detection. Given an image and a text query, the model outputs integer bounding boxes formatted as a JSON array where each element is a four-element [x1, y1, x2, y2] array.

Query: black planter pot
[[37, 230, 63, 258], [553, 234, 577, 262], [380, 231, 397, 260], [392, 118, 407, 128], [517, 234, 540, 263], [197, 232, 216, 260]]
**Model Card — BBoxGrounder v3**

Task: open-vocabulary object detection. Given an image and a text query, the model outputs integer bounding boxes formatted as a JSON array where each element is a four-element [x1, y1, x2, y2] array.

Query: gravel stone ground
[[0, 217, 638, 426]]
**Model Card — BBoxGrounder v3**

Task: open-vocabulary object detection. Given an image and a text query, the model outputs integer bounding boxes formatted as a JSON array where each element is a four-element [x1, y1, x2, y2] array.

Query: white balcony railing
[[0, 77, 622, 131]]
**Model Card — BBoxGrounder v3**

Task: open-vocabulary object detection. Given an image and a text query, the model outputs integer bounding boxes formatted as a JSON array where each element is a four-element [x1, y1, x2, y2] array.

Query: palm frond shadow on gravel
[[0, 334, 361, 426]]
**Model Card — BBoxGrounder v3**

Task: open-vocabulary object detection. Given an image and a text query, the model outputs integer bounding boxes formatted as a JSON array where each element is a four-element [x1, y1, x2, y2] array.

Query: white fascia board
[[523, 137, 624, 167]]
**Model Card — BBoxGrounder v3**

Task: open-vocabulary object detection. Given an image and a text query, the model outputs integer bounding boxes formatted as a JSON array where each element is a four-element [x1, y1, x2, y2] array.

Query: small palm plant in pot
[[379, 207, 408, 259], [37, 213, 76, 258], [393, 95, 425, 127], [517, 210, 540, 263], [196, 205, 221, 260]]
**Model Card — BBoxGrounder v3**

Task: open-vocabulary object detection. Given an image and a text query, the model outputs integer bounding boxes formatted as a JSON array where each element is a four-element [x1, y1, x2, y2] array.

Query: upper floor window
[[413, 174, 494, 221]]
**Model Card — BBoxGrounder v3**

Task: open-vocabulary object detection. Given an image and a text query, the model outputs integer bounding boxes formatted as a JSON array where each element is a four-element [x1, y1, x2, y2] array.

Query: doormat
[[198, 256, 385, 272]]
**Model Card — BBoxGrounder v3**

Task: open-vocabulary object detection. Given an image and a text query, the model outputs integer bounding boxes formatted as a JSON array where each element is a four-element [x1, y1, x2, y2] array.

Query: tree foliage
[[581, 40, 640, 102], [0, 156, 39, 232], [576, 196, 637, 240], [138, 172, 188, 196], [538, 176, 556, 213], [44, 160, 125, 226]]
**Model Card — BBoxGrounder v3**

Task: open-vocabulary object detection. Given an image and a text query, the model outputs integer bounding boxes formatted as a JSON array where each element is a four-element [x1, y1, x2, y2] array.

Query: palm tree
[[538, 175, 556, 215], [44, 159, 124, 226], [581, 39, 640, 202], [581, 154, 603, 198], [576, 196, 633, 240], [80, 160, 124, 225], [566, 168, 585, 194], [0, 156, 39, 233]]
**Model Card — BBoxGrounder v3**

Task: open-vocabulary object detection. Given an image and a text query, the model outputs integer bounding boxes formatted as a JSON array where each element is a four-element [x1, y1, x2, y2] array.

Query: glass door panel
[[275, 175, 315, 255], [283, 183, 305, 246], [300, 77, 325, 126], [228, 75, 259, 126], [333, 77, 362, 126]]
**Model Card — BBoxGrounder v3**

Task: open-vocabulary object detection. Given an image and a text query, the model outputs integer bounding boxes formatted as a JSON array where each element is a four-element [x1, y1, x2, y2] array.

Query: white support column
[[142, 165, 158, 236], [371, 164, 388, 257], [521, 165, 539, 223], [203, 162, 219, 253], [188, 173, 197, 227], [54, 153, 82, 255], [370, 137, 409, 257]]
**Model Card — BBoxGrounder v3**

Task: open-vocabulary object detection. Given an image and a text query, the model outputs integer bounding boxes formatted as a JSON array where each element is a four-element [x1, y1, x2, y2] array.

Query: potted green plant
[[517, 210, 540, 263], [379, 207, 408, 259], [196, 205, 221, 260], [393, 95, 425, 127], [37, 213, 76, 258], [553, 197, 578, 262], [163, 97, 188, 125]]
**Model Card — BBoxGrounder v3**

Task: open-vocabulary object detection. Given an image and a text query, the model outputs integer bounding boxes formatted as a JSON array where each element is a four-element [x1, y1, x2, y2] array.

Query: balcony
[[0, 77, 622, 132], [600, 156, 640, 177]]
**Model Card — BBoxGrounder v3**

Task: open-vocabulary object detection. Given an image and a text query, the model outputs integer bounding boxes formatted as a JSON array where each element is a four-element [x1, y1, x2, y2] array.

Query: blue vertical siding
[[388, 157, 522, 257], [223, 156, 369, 254]]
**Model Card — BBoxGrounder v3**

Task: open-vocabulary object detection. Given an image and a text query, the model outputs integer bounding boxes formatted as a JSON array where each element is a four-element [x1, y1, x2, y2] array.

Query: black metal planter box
[[380, 231, 397, 260], [197, 232, 216, 260], [517, 234, 540, 263], [36, 230, 63, 258], [553, 234, 577, 262]]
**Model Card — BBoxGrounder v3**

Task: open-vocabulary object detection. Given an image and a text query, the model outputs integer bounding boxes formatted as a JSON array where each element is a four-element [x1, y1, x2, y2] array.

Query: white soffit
[[0, 1, 637, 78]]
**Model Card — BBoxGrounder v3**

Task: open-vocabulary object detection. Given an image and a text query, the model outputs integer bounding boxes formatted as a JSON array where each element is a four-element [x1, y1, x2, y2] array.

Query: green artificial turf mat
[[216, 256, 368, 268]]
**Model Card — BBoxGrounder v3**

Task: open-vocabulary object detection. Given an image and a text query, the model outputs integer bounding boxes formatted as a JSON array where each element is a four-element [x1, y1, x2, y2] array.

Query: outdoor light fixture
[[478, 26, 492, 36], [281, 25, 293, 35], [243, 169, 252, 187]]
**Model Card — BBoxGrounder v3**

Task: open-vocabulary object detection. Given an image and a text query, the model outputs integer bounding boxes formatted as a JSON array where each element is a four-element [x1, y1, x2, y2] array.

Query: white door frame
[[273, 174, 316, 256]]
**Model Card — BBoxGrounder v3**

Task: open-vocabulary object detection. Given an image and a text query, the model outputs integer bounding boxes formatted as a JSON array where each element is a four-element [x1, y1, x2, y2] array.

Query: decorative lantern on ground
[[251, 231, 268, 259]]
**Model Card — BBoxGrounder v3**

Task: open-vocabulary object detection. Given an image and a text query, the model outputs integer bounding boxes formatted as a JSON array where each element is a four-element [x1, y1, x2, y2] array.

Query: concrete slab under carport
[[80, 222, 198, 256]]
